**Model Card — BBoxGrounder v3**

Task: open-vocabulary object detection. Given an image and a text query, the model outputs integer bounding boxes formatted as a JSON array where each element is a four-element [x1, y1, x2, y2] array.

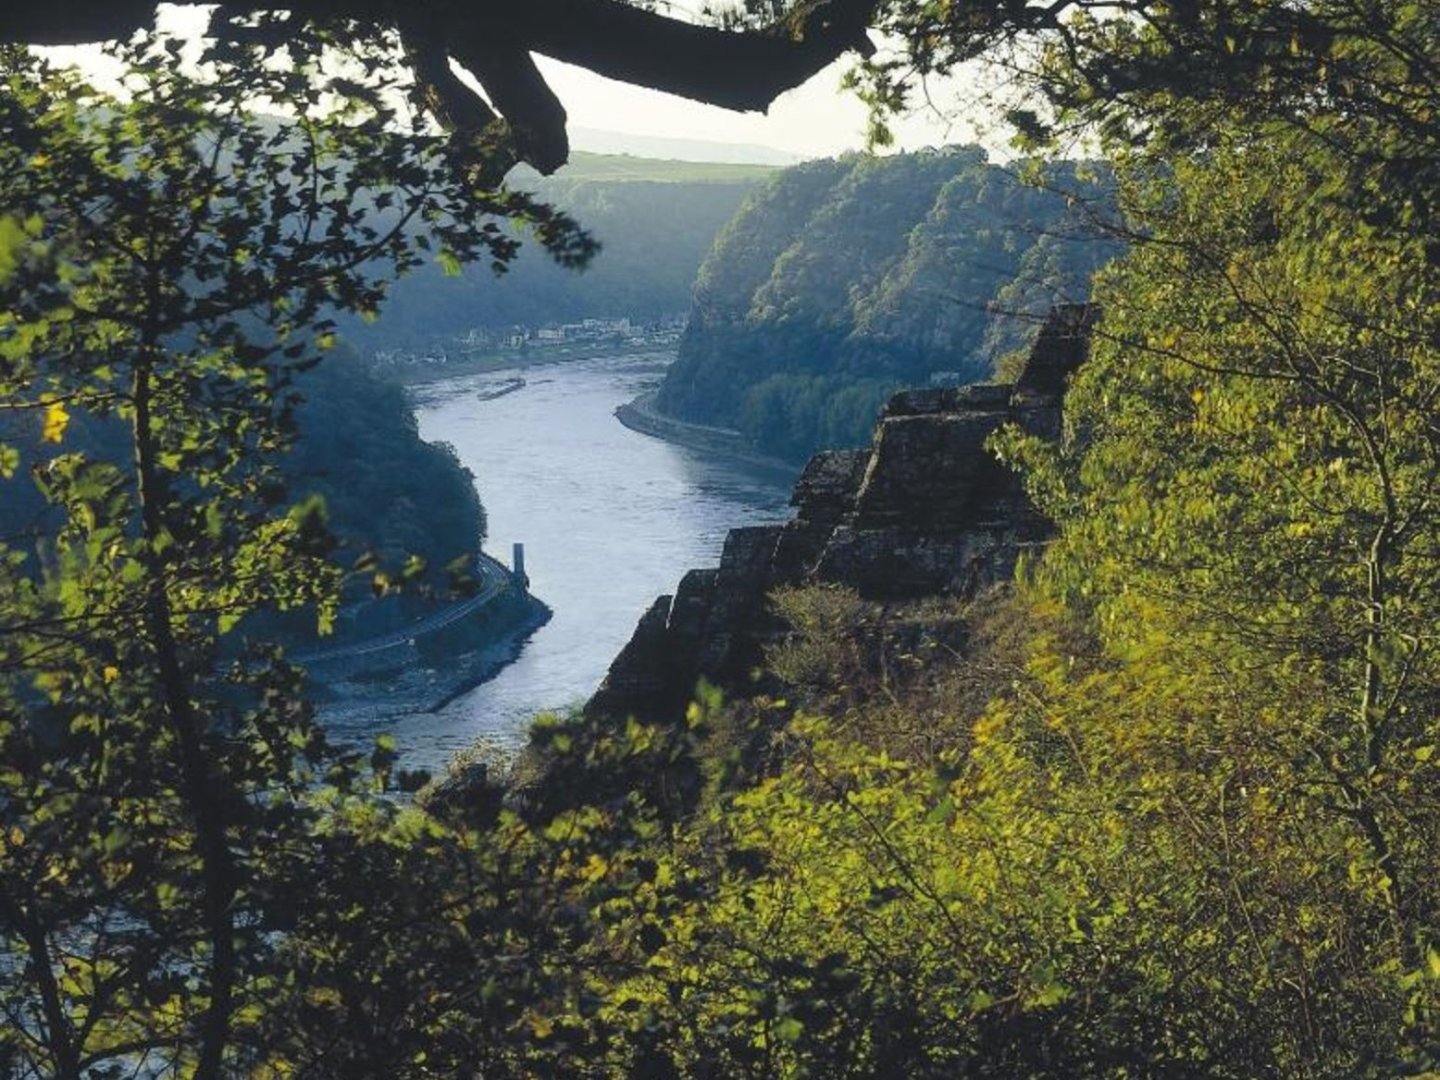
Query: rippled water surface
[[347, 353, 795, 773]]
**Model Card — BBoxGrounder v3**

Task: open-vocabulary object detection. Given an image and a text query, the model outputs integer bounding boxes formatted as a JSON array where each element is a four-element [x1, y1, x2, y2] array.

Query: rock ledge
[[586, 304, 1096, 724]]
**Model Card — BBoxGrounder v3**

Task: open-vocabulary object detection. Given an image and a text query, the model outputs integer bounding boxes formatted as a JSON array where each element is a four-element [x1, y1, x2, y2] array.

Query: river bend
[[328, 352, 795, 775]]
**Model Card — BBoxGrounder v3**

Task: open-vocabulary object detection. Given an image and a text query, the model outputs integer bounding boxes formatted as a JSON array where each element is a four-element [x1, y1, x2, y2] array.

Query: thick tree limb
[[0, 0, 885, 173], [446, 23, 571, 174], [0, 2, 155, 47], [508, 0, 880, 111], [407, 44, 499, 136]]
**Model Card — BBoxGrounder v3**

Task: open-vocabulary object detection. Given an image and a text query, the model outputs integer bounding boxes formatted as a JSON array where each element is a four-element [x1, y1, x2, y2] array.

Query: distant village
[[368, 314, 687, 372]]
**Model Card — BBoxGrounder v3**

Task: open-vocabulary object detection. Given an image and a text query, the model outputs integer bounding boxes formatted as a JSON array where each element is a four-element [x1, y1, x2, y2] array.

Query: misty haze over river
[[325, 353, 795, 776]]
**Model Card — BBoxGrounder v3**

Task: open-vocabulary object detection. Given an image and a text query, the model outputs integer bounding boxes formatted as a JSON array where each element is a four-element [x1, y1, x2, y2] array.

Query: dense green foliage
[[552, 0, 1435, 1075], [276, 348, 488, 638], [0, 38, 583, 1078], [0, 344, 486, 643], [491, 0, 1438, 1073], [655, 148, 1117, 460]]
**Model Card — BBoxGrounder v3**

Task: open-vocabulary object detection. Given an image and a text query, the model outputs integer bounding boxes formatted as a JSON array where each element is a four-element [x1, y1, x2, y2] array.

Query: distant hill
[[653, 148, 1121, 461], [343, 153, 773, 352], [511, 151, 778, 185], [570, 127, 801, 166]]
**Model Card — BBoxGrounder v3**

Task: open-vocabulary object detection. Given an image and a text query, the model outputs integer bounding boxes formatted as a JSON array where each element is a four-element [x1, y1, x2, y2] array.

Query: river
[[335, 352, 796, 775]]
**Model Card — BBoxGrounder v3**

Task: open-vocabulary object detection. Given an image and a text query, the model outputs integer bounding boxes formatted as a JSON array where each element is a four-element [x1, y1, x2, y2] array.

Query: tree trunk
[[130, 354, 239, 1077]]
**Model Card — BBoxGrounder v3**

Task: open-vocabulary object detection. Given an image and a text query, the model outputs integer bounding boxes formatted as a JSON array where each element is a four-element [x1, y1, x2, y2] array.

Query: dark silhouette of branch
[[0, 0, 886, 174]]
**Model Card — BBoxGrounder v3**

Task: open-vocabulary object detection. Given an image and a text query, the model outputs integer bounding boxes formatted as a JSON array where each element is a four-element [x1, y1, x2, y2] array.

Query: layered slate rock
[[586, 304, 1095, 725]]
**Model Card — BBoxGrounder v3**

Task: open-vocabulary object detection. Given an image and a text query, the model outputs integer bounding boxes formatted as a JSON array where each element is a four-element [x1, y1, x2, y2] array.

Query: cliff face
[[586, 304, 1097, 725]]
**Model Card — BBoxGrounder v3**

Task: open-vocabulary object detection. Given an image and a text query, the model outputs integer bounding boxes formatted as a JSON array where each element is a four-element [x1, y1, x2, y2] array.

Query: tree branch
[[445, 21, 571, 174], [1, 0, 885, 173], [508, 0, 880, 111]]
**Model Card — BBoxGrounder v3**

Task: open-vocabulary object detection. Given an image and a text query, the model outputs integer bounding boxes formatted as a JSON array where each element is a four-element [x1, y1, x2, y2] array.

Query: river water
[[347, 352, 795, 775]]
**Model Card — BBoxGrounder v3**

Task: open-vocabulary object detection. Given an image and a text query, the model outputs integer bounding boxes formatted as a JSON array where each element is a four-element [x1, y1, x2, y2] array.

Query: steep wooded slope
[[655, 149, 1118, 460], [341, 155, 771, 350]]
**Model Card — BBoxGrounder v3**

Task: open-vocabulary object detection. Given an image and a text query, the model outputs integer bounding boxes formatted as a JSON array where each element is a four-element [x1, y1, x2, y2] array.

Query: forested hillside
[[655, 148, 1118, 460], [0, 343, 485, 645], [272, 348, 491, 640], [339, 154, 770, 351]]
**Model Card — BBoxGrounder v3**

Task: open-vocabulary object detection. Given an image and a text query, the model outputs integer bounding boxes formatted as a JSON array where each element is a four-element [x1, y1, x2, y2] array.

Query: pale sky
[[50, 3, 1002, 162], [537, 54, 990, 160]]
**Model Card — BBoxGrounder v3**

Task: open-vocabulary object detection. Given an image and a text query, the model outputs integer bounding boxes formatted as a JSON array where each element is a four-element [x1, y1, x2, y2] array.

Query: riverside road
[[294, 551, 514, 665]]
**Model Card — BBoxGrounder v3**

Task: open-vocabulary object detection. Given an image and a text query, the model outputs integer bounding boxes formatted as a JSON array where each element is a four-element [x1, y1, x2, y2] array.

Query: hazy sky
[[52, 3, 997, 161], [538, 55, 986, 159], [528, 0, 995, 158]]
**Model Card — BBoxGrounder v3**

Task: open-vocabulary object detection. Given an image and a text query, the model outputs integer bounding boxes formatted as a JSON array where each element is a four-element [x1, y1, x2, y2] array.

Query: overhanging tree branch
[[0, 0, 886, 174], [508, 0, 879, 111]]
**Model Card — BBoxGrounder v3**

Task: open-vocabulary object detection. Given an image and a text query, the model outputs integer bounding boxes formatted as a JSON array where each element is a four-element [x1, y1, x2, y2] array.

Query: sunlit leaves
[[981, 42, 1440, 1069], [39, 398, 68, 442], [0, 211, 44, 282], [574, 4, 1440, 1069]]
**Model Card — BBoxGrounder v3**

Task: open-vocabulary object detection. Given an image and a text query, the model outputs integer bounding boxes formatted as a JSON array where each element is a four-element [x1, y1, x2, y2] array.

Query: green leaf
[[773, 1017, 804, 1044]]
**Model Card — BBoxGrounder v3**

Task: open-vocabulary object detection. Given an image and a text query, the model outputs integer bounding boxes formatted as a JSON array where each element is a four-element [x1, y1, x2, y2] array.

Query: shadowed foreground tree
[[0, 38, 600, 1078]]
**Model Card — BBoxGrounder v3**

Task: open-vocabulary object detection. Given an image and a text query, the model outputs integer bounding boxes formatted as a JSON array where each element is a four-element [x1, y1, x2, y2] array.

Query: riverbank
[[615, 390, 800, 478], [311, 584, 551, 764], [417, 588, 553, 714], [387, 354, 795, 774], [373, 340, 678, 387], [305, 547, 552, 770]]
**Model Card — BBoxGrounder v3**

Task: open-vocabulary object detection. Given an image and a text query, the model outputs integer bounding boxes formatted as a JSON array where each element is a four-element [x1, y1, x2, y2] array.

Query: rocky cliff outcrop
[[586, 304, 1097, 725]]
